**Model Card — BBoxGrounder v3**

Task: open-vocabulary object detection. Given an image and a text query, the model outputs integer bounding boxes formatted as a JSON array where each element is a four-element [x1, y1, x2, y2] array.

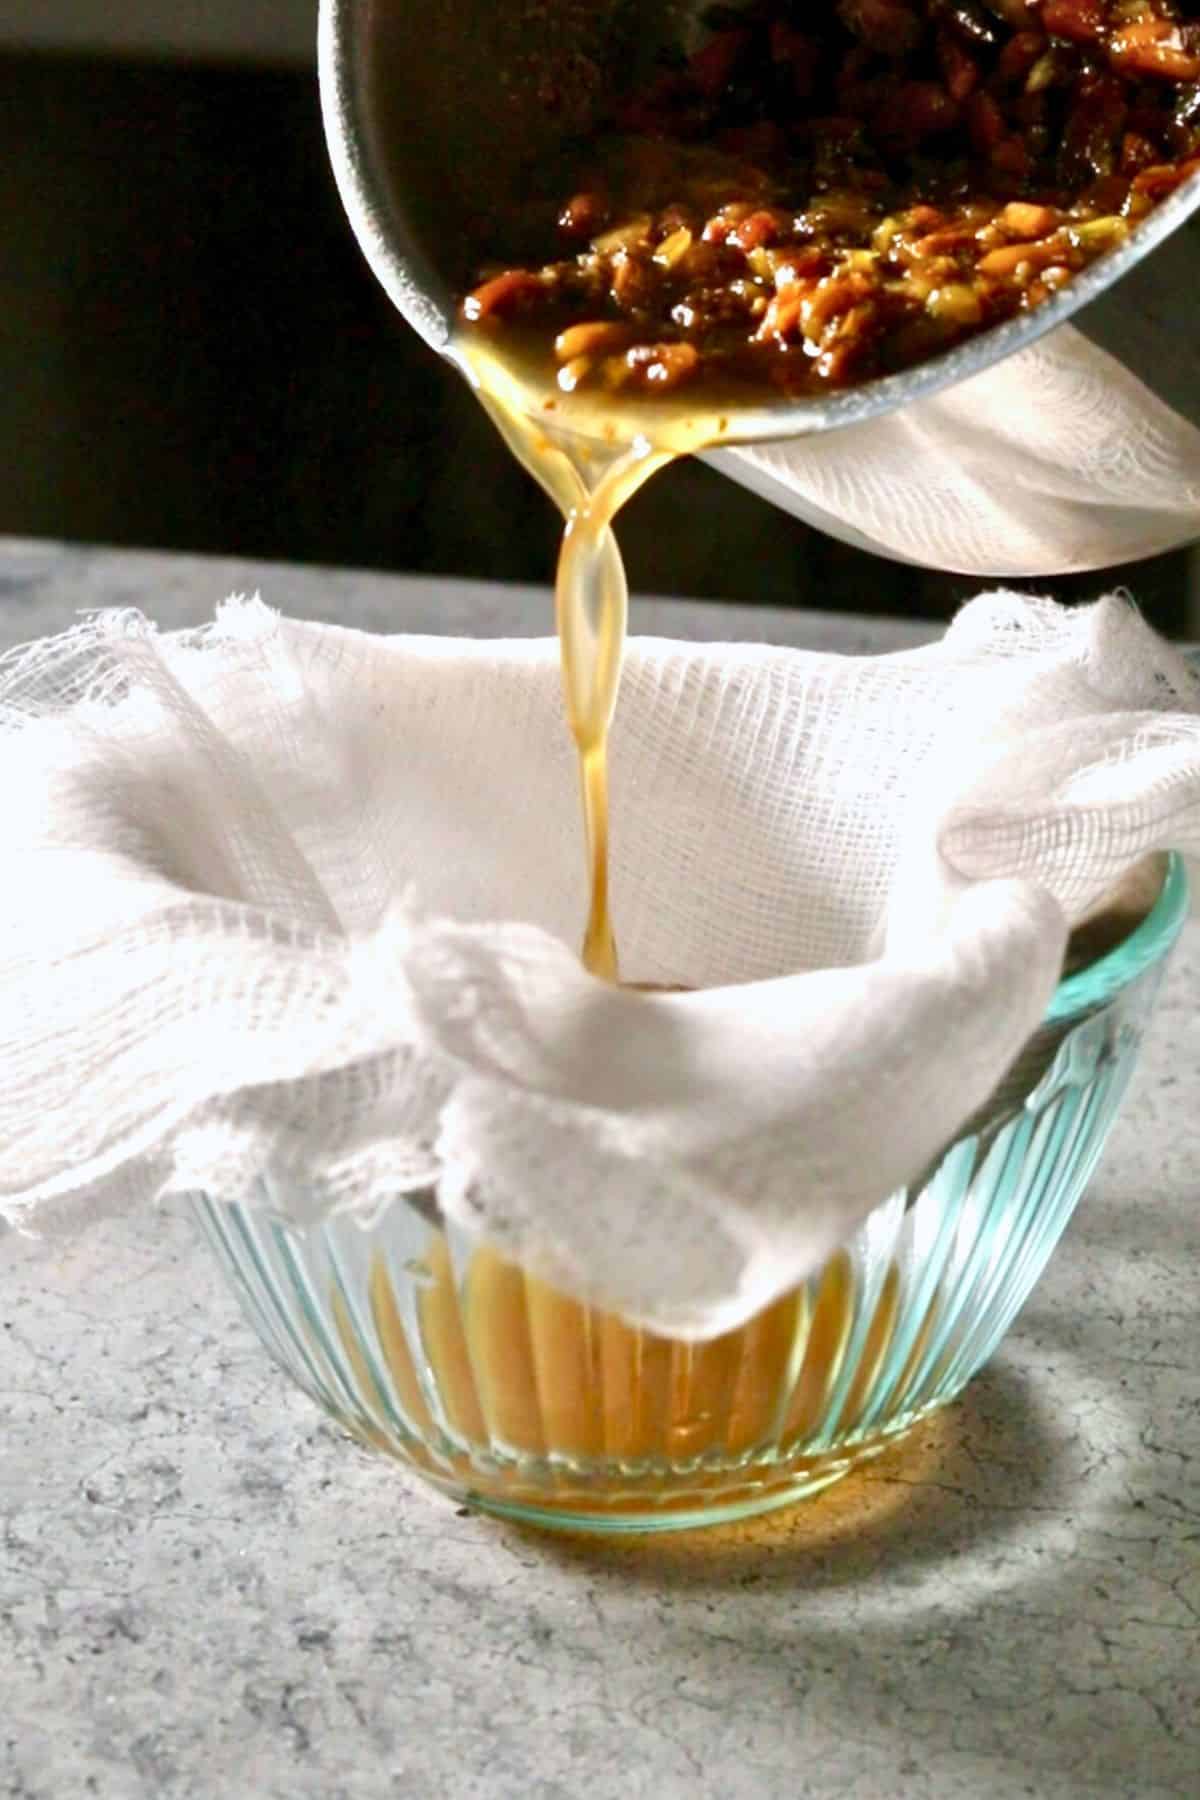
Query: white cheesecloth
[[721, 326, 1200, 574], [0, 590, 1197, 1338]]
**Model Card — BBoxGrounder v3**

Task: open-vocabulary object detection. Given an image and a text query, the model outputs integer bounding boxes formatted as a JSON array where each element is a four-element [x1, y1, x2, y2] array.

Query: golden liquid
[[326, 1233, 940, 1519], [413, 332, 815, 1495], [458, 330, 732, 979], [408, 328, 908, 1510]]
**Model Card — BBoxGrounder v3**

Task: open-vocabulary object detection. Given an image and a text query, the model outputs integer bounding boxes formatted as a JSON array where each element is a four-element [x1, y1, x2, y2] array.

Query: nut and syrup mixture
[[463, 0, 1200, 397]]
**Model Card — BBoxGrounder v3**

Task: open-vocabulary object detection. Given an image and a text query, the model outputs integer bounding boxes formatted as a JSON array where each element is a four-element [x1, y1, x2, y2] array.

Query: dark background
[[3, 52, 1195, 631]]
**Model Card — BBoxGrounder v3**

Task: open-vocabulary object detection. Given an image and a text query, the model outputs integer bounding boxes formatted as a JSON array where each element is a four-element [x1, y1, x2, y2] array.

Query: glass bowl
[[194, 854, 1188, 1534]]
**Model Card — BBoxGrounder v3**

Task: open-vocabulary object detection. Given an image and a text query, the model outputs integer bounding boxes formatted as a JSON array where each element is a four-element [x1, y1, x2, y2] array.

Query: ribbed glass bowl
[[195, 855, 1188, 1534]]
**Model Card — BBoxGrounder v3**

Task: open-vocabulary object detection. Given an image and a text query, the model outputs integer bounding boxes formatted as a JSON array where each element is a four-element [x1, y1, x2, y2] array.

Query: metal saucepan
[[318, 0, 1200, 555]]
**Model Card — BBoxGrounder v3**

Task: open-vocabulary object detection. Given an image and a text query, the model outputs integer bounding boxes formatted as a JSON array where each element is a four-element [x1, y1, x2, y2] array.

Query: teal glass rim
[[1047, 852, 1189, 1027]]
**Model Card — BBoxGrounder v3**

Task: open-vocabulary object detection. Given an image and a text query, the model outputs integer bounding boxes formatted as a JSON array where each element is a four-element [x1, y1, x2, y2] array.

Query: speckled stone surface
[[2, 539, 1197, 1800]]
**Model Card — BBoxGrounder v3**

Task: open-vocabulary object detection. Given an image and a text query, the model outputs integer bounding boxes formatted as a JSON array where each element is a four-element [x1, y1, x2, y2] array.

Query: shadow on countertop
[[488, 1357, 1062, 1590]]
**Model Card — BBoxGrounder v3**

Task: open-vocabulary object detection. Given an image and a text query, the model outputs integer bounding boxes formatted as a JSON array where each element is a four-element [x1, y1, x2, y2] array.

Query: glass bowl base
[[194, 850, 1185, 1534], [334, 1404, 929, 1535]]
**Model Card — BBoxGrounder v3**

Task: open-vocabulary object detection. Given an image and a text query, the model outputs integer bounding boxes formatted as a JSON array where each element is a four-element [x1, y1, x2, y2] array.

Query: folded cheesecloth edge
[[1, 590, 1197, 1339], [718, 325, 1200, 575]]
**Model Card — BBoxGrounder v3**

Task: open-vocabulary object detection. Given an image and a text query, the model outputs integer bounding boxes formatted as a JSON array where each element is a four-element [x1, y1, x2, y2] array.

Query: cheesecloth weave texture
[[722, 326, 1200, 574], [1, 591, 1197, 1338]]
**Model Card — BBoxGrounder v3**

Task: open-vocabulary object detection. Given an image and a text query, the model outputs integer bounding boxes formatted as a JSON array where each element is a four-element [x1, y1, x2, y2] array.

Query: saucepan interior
[[319, 0, 1200, 444]]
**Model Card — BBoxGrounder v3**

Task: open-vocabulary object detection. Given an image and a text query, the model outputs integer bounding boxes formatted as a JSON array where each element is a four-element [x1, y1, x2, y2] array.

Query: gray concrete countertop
[[3, 538, 1197, 1800]]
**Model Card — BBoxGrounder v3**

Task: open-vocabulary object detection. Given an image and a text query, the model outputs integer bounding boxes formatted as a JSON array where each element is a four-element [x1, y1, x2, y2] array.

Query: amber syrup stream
[[460, 332, 729, 980]]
